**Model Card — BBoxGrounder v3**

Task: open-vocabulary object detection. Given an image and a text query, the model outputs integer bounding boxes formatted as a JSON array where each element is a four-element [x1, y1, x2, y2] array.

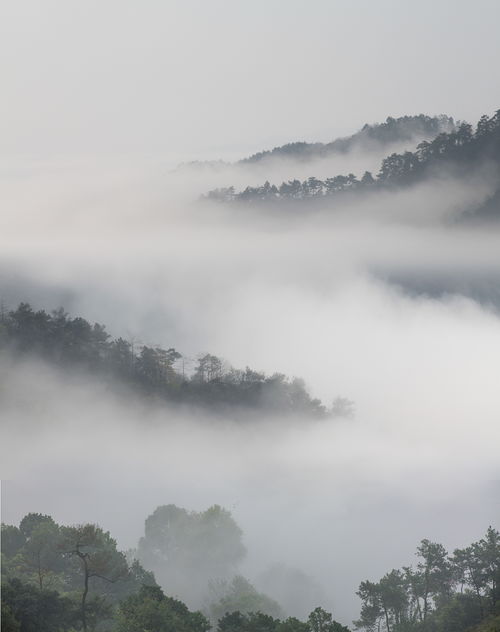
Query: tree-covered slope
[[205, 110, 500, 211], [0, 302, 332, 418], [239, 115, 455, 164], [177, 115, 454, 172]]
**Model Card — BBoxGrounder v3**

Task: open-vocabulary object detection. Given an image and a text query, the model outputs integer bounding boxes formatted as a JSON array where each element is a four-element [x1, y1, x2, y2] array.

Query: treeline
[[1, 513, 157, 632], [2, 510, 498, 632], [1, 510, 348, 632], [239, 115, 455, 164], [205, 111, 500, 205], [0, 302, 335, 417], [176, 114, 453, 172], [355, 528, 500, 632]]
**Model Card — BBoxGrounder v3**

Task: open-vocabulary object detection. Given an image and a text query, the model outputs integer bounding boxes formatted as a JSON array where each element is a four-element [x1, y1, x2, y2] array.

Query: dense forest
[[0, 302, 343, 418], [204, 111, 500, 210], [2, 510, 498, 632]]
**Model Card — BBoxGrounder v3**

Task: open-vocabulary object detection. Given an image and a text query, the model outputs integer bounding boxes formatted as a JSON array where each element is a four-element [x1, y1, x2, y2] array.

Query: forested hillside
[[2, 510, 498, 632], [0, 303, 333, 418], [205, 111, 500, 211], [238, 115, 455, 165], [1, 509, 349, 632], [179, 114, 455, 172]]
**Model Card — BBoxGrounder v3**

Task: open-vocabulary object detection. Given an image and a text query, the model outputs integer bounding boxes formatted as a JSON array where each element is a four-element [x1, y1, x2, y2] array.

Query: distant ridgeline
[[0, 303, 333, 417], [178, 114, 455, 171], [238, 114, 455, 164], [204, 111, 500, 207]]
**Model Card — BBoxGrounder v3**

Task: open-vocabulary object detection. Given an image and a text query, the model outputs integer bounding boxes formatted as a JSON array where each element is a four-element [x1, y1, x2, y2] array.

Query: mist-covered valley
[[2, 107, 500, 632]]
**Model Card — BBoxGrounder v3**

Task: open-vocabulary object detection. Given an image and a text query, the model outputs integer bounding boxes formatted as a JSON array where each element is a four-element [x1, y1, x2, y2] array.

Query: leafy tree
[[355, 528, 500, 632], [209, 575, 284, 622], [19, 514, 57, 540], [216, 610, 281, 632], [452, 527, 500, 617], [1, 523, 26, 558], [434, 593, 483, 632], [217, 610, 249, 631], [360, 171, 375, 185], [308, 607, 350, 632], [194, 354, 225, 382], [277, 617, 311, 632], [138, 504, 246, 605], [355, 571, 409, 632], [60, 523, 129, 631], [416, 539, 452, 620], [115, 584, 210, 632], [1, 577, 77, 632], [21, 519, 62, 590]]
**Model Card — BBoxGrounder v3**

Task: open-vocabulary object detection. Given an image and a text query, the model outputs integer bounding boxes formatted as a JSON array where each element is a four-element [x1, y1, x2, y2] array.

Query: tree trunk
[[423, 568, 430, 627], [383, 606, 391, 632], [77, 549, 89, 632], [37, 551, 43, 590]]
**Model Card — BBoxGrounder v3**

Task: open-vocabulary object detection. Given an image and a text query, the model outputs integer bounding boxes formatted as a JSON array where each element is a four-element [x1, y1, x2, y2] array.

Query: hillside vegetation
[[205, 110, 500, 211], [0, 303, 334, 418], [2, 510, 498, 632]]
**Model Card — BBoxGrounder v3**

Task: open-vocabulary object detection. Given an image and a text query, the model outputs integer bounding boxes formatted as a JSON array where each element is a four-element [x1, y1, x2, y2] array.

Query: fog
[[173, 131, 446, 193], [2, 151, 500, 624]]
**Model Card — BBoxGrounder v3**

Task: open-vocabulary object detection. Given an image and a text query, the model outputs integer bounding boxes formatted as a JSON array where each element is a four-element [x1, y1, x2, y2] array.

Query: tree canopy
[[0, 302, 336, 419], [355, 527, 500, 632], [1, 513, 156, 632], [204, 110, 500, 211], [2, 511, 498, 632], [137, 504, 246, 607]]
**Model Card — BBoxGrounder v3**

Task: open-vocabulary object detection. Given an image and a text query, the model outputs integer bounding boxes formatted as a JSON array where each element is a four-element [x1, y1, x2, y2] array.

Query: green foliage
[[2, 514, 157, 632], [452, 526, 500, 617], [215, 608, 349, 632], [355, 527, 500, 632], [1, 577, 78, 632], [19, 513, 56, 539], [433, 593, 483, 632], [115, 584, 210, 632], [1, 523, 26, 558], [216, 610, 281, 631], [138, 504, 246, 606], [209, 575, 284, 622], [308, 607, 350, 632], [276, 617, 311, 632]]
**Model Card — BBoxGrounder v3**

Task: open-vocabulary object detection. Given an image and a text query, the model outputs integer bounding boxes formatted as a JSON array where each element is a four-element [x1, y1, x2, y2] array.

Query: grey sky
[[1, 0, 499, 161]]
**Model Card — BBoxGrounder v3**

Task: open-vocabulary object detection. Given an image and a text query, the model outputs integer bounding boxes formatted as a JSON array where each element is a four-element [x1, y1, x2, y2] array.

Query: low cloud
[[1, 155, 500, 624]]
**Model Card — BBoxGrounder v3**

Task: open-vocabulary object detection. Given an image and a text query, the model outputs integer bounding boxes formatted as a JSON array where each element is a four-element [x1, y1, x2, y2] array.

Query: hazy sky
[[1, 0, 500, 161]]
